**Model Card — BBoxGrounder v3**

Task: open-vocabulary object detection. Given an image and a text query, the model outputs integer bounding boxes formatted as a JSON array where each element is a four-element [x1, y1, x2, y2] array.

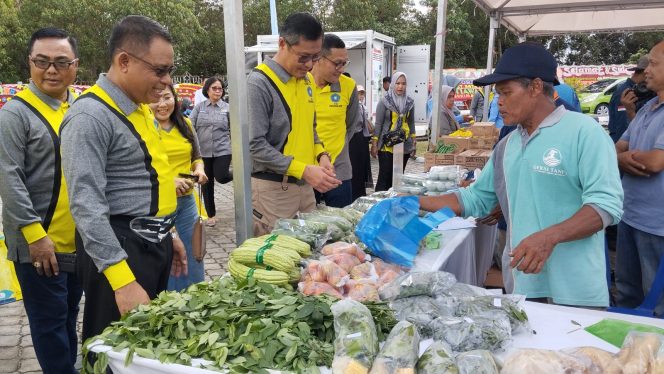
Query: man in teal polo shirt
[[419, 43, 624, 307]]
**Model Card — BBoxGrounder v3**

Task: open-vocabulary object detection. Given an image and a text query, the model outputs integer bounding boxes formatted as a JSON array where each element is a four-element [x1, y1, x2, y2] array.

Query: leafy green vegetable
[[82, 277, 395, 373]]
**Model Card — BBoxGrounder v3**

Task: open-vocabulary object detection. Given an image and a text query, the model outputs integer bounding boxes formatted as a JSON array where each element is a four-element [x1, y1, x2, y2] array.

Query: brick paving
[[0, 156, 425, 373]]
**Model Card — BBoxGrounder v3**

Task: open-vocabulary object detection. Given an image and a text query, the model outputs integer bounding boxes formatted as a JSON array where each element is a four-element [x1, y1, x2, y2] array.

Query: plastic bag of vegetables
[[369, 321, 420, 374], [331, 299, 379, 374], [298, 212, 353, 233], [453, 295, 530, 333], [428, 312, 512, 352], [389, 296, 455, 334], [316, 205, 365, 225], [272, 218, 331, 249], [378, 271, 457, 301], [437, 282, 491, 298], [416, 340, 458, 374], [456, 350, 500, 374]]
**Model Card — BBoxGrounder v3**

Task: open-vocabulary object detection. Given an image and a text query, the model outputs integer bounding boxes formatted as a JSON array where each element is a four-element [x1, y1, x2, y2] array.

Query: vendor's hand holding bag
[[191, 184, 206, 262]]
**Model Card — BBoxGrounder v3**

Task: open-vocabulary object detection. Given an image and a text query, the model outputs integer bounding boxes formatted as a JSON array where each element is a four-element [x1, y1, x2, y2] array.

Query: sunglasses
[[30, 57, 79, 71], [119, 48, 176, 78]]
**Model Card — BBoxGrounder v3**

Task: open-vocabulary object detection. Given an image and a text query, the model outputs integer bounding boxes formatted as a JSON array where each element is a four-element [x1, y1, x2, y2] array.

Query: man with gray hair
[[248, 12, 340, 235]]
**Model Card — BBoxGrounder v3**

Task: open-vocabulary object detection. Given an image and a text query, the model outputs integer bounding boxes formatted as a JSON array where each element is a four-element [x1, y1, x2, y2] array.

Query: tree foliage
[[1, 0, 663, 83]]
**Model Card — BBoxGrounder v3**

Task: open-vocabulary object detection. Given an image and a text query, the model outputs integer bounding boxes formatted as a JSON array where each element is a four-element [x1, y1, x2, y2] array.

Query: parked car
[[579, 78, 625, 116]]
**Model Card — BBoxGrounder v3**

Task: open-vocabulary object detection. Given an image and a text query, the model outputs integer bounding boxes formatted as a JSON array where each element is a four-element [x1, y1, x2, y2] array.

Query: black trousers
[[76, 216, 173, 342], [202, 155, 232, 217], [375, 151, 409, 192], [348, 132, 372, 201]]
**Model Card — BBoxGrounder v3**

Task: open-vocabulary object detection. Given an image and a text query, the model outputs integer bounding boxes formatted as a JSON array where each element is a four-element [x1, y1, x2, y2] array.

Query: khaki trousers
[[251, 177, 316, 236]]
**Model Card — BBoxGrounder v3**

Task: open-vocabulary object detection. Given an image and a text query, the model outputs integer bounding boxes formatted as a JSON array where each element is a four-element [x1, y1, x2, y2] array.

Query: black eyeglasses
[[210, 87, 223, 91], [285, 40, 321, 64], [322, 55, 350, 70], [119, 48, 176, 78], [30, 58, 79, 71]]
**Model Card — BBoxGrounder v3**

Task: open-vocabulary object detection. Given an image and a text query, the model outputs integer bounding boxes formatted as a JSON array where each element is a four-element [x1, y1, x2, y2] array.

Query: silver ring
[[33, 261, 41, 268]]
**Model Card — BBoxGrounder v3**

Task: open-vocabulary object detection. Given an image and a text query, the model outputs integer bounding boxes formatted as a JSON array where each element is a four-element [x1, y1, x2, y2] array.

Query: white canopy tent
[[466, 0, 664, 119], [221, 0, 664, 242]]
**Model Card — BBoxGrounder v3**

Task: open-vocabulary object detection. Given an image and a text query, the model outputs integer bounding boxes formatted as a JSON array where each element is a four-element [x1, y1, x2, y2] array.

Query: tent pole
[[482, 16, 499, 121], [223, 0, 253, 243], [429, 0, 449, 150], [269, 0, 278, 35]]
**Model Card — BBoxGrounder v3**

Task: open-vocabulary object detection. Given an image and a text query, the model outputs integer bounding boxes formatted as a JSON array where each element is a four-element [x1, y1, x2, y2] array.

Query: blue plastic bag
[[355, 196, 455, 267]]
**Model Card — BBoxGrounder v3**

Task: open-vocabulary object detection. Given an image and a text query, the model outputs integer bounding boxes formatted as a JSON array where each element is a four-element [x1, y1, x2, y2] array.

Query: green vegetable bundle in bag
[[416, 341, 457, 374], [369, 321, 420, 374], [331, 299, 379, 374]]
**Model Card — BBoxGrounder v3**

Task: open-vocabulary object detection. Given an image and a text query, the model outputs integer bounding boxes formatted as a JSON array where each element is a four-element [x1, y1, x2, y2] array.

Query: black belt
[[252, 172, 306, 186]]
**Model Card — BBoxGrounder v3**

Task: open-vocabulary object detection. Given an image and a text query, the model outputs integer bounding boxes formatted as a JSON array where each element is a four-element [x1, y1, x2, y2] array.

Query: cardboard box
[[439, 135, 471, 150], [455, 149, 493, 169], [470, 122, 499, 137], [470, 136, 499, 150], [423, 148, 464, 171]]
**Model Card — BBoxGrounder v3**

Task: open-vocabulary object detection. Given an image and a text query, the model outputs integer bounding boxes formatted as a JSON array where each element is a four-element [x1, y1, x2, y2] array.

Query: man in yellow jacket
[[0, 28, 81, 374]]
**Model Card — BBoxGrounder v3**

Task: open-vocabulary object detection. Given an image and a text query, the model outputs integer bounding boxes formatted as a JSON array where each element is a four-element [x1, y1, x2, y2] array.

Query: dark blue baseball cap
[[473, 42, 560, 86]]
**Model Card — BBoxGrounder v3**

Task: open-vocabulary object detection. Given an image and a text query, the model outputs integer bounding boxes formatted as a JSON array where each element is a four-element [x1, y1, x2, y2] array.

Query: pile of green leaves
[[82, 276, 396, 373]]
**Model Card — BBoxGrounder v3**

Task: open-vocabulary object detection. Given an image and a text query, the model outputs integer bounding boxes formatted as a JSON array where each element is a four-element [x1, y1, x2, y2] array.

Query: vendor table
[[413, 223, 497, 286], [90, 301, 664, 373]]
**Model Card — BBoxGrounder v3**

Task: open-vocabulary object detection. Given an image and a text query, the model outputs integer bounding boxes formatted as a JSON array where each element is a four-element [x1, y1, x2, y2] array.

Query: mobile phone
[[178, 173, 199, 182]]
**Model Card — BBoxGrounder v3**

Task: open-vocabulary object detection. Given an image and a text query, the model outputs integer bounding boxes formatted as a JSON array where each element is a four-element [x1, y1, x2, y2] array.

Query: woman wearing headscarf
[[429, 85, 460, 147], [370, 72, 416, 191]]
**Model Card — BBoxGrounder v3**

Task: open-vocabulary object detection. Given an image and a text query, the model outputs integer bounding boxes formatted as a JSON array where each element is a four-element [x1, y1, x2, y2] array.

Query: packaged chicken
[[298, 280, 343, 299], [301, 259, 349, 287], [350, 262, 379, 281], [322, 241, 368, 262], [565, 346, 623, 374], [502, 348, 595, 374], [345, 279, 380, 302], [617, 332, 664, 374], [324, 253, 361, 273]]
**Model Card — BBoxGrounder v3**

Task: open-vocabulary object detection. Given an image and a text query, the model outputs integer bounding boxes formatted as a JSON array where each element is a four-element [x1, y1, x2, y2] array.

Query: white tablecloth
[[412, 224, 497, 286], [91, 301, 664, 373]]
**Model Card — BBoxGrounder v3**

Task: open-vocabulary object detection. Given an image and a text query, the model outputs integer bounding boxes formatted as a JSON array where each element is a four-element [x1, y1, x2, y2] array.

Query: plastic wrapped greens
[[298, 212, 353, 233], [272, 218, 331, 249], [331, 299, 379, 374], [416, 341, 458, 374], [378, 271, 457, 301], [456, 350, 499, 374], [369, 321, 420, 374], [454, 295, 530, 333], [428, 313, 512, 352], [316, 206, 364, 225], [389, 296, 455, 334], [439, 282, 492, 297]]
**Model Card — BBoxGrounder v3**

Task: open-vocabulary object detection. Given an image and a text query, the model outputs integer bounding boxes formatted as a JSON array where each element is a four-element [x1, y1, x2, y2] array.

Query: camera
[[631, 82, 656, 112]]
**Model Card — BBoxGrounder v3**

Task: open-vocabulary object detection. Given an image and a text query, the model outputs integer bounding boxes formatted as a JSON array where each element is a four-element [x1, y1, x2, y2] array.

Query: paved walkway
[[0, 156, 424, 373]]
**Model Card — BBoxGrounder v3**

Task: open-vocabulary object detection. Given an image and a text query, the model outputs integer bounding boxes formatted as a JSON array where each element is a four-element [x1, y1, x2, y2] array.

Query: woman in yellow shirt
[[150, 86, 208, 291]]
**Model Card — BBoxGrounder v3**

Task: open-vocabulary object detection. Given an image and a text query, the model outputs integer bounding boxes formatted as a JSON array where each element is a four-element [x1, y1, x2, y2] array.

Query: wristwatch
[[316, 151, 331, 163]]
